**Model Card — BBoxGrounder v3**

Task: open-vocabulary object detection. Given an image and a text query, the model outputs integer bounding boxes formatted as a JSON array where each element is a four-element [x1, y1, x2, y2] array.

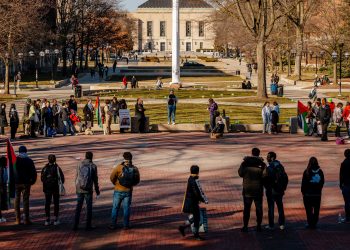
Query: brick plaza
[[0, 132, 349, 250]]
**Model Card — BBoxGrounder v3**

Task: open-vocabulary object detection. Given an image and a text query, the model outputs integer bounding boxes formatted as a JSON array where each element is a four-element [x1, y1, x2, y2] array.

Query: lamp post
[[171, 0, 180, 87], [29, 51, 39, 88], [45, 43, 59, 83], [309, 51, 325, 75]]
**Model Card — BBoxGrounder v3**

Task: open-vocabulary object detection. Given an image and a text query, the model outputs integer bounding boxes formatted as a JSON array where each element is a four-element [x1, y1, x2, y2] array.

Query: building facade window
[[199, 21, 204, 37], [200, 42, 203, 49], [186, 21, 191, 37], [147, 21, 153, 37], [160, 21, 166, 37]]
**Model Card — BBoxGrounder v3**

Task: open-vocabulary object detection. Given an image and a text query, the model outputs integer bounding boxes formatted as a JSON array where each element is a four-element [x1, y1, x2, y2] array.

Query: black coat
[[83, 104, 94, 122], [0, 106, 8, 127], [41, 163, 65, 193], [135, 104, 145, 119], [9, 109, 19, 127], [318, 105, 331, 124], [182, 175, 205, 213], [301, 168, 324, 196], [15, 155, 37, 185], [340, 158, 350, 188], [42, 107, 54, 126], [68, 99, 78, 112]]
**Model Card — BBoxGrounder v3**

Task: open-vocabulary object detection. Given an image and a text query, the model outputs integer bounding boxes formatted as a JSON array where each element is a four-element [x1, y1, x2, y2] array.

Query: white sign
[[119, 109, 131, 129]]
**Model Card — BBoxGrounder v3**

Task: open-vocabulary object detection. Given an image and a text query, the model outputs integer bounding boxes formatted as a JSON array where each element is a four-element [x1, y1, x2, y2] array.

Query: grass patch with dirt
[[220, 96, 295, 104]]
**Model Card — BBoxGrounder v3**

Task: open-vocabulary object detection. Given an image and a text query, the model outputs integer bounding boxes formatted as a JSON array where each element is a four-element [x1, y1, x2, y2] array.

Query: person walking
[[339, 149, 350, 223], [73, 152, 100, 231], [135, 98, 146, 133], [111, 97, 119, 124], [41, 154, 65, 226], [334, 103, 344, 138], [131, 76, 138, 89], [179, 165, 208, 241], [301, 157, 324, 229], [15, 146, 37, 225], [238, 148, 266, 232], [262, 102, 271, 134], [108, 152, 140, 230], [167, 90, 177, 125], [318, 98, 331, 141], [83, 99, 94, 130], [208, 98, 218, 132], [264, 152, 288, 230], [343, 102, 350, 136], [9, 104, 19, 140], [0, 103, 8, 135], [61, 102, 74, 136]]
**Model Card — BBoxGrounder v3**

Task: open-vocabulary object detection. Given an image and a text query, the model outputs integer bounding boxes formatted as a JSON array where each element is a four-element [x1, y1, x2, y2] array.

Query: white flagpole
[[171, 0, 181, 87]]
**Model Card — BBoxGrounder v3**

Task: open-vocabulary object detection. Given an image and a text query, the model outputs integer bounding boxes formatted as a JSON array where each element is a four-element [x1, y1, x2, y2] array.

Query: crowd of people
[[1, 146, 350, 241]]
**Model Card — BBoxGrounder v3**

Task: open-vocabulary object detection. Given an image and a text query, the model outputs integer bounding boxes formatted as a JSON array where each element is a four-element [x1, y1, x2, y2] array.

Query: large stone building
[[132, 0, 215, 53]]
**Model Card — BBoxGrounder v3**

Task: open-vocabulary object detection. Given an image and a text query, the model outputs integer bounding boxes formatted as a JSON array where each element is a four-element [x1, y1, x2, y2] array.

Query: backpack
[[270, 163, 288, 193], [118, 163, 140, 188], [43, 164, 58, 189], [336, 137, 345, 145], [168, 97, 175, 105], [77, 162, 93, 191]]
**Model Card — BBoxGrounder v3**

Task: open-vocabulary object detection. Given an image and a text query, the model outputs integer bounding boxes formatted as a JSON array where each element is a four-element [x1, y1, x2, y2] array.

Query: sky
[[120, 0, 146, 11]]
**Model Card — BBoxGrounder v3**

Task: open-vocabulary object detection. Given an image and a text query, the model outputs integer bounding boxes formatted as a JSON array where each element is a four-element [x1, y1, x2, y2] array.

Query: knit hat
[[18, 146, 27, 153]]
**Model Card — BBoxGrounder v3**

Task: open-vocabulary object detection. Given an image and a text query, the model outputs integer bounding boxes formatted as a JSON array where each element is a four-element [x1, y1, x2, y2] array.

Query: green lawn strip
[[107, 75, 242, 83], [219, 96, 295, 104], [324, 92, 350, 102], [0, 94, 28, 103]]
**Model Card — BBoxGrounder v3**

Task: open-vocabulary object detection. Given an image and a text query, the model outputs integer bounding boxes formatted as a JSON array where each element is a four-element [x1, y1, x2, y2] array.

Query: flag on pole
[[6, 138, 17, 201], [95, 96, 103, 128], [297, 101, 309, 134]]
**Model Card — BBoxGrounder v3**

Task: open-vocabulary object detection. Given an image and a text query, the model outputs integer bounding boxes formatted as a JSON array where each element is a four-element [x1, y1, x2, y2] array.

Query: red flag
[[298, 101, 308, 114], [6, 138, 16, 198]]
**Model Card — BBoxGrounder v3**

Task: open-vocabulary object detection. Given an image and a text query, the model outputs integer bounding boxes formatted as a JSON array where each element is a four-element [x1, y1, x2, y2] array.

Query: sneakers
[[241, 226, 248, 233], [194, 235, 204, 241], [0, 217, 7, 223], [279, 225, 285, 230], [44, 219, 50, 226], [265, 225, 274, 230], [178, 226, 186, 237], [256, 225, 262, 232], [172, 122, 176, 125], [108, 225, 117, 230], [53, 219, 60, 226]]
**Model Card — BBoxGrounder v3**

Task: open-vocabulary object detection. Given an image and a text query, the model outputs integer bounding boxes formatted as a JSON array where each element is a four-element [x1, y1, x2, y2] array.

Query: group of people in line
[[1, 146, 350, 241]]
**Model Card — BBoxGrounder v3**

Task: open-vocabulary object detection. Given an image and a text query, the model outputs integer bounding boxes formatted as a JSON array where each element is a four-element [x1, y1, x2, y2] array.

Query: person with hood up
[[0, 103, 8, 135]]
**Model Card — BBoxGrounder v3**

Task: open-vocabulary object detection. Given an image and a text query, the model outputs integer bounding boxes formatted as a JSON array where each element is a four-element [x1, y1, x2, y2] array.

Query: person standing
[[111, 97, 119, 124], [131, 76, 138, 89], [0, 156, 7, 223], [61, 102, 74, 136], [29, 101, 37, 138], [343, 102, 350, 136], [208, 98, 218, 132], [104, 66, 109, 78], [339, 149, 350, 223], [318, 98, 331, 141], [0, 103, 8, 135], [262, 102, 271, 134], [103, 100, 112, 135], [306, 101, 315, 136], [109, 152, 140, 230], [122, 76, 128, 89], [264, 152, 288, 230], [167, 90, 177, 125], [301, 157, 324, 229], [15, 146, 37, 225], [179, 165, 208, 241], [334, 103, 344, 138], [135, 98, 146, 133], [119, 99, 127, 133], [42, 101, 54, 137], [52, 99, 61, 130], [23, 98, 31, 136], [271, 102, 280, 134], [113, 60, 117, 73], [41, 154, 65, 226], [238, 148, 266, 232], [9, 104, 19, 140], [68, 95, 78, 112], [83, 99, 94, 130], [73, 152, 100, 231]]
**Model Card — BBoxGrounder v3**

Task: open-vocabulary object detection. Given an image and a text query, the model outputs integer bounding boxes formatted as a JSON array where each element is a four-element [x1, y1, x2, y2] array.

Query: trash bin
[[235, 70, 241, 75], [277, 85, 284, 97], [75, 85, 82, 98]]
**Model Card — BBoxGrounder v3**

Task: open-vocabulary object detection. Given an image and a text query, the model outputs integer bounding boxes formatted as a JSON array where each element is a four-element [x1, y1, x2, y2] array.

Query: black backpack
[[118, 163, 140, 188], [271, 163, 288, 193], [77, 162, 93, 191], [43, 164, 58, 189]]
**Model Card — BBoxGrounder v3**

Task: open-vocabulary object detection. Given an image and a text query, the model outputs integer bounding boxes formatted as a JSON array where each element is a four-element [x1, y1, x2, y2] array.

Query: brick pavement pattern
[[0, 132, 349, 250]]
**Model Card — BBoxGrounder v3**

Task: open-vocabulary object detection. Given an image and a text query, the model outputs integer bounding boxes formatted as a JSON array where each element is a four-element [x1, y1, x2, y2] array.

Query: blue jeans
[[63, 120, 74, 136], [167, 105, 176, 123], [74, 193, 93, 228], [111, 191, 132, 227]]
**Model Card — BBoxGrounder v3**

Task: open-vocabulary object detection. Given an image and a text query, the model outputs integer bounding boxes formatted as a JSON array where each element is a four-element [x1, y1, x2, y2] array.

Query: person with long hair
[[301, 157, 325, 229], [9, 103, 19, 140]]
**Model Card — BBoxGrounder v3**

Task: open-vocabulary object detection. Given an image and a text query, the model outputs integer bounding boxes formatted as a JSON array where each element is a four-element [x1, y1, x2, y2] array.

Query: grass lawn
[[78, 102, 296, 125], [90, 89, 256, 99], [220, 96, 295, 104], [107, 75, 242, 83], [0, 94, 28, 103], [325, 92, 350, 102]]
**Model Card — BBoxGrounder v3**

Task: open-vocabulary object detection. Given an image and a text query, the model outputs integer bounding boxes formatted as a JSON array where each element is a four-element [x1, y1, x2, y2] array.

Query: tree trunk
[[62, 45, 67, 76], [279, 52, 283, 73], [4, 59, 9, 94], [294, 26, 303, 80], [333, 62, 338, 85], [256, 40, 267, 98], [287, 52, 291, 77], [84, 44, 89, 70]]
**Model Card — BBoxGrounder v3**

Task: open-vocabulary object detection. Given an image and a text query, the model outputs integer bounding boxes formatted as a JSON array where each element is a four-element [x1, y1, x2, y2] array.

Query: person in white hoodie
[[262, 102, 271, 134]]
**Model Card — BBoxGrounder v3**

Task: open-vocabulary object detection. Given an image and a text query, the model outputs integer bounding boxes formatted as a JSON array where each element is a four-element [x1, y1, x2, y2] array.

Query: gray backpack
[[77, 162, 93, 191]]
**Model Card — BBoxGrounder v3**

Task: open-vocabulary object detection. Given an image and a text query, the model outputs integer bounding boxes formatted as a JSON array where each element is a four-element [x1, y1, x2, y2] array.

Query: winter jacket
[[61, 107, 70, 121], [110, 161, 140, 192], [340, 157, 350, 188], [15, 154, 37, 185], [301, 168, 324, 197], [208, 102, 218, 116], [75, 159, 100, 195], [52, 104, 61, 117], [9, 108, 19, 127], [135, 104, 145, 119], [41, 163, 65, 193], [168, 94, 177, 106], [83, 104, 94, 122], [111, 101, 119, 115], [0, 105, 8, 127], [42, 107, 53, 126], [262, 106, 271, 123], [343, 105, 350, 122], [238, 156, 266, 197], [318, 104, 331, 124], [182, 175, 206, 213], [264, 160, 288, 196], [68, 100, 78, 112], [333, 107, 343, 125]]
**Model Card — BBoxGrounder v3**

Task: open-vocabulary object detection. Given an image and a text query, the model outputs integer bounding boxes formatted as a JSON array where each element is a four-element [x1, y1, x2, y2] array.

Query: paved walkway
[[0, 133, 349, 250]]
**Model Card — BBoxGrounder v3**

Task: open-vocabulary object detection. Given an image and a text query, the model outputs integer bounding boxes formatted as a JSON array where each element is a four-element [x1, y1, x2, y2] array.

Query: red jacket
[[69, 113, 81, 125], [329, 102, 335, 114], [343, 105, 350, 121]]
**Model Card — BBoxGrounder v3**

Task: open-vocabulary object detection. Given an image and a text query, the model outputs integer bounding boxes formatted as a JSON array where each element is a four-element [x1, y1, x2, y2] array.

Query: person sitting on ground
[[242, 80, 247, 89], [69, 109, 83, 132], [246, 81, 252, 89], [179, 165, 208, 241], [211, 111, 225, 138]]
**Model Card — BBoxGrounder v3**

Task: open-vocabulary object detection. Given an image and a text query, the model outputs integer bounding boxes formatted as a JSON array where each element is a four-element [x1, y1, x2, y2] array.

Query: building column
[[171, 0, 181, 86]]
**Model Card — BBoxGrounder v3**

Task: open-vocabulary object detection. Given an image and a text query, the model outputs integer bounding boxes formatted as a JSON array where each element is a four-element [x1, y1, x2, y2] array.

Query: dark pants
[[342, 186, 350, 221], [183, 204, 200, 236], [346, 121, 350, 136], [45, 192, 60, 218], [303, 196, 321, 228], [336, 125, 342, 137], [267, 194, 285, 227], [210, 115, 216, 131], [15, 184, 31, 220], [74, 193, 93, 228], [10, 125, 18, 139], [138, 117, 146, 133], [53, 115, 59, 129], [243, 196, 263, 228], [30, 120, 36, 137], [321, 123, 329, 141], [113, 114, 118, 124], [0, 127, 4, 135]]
